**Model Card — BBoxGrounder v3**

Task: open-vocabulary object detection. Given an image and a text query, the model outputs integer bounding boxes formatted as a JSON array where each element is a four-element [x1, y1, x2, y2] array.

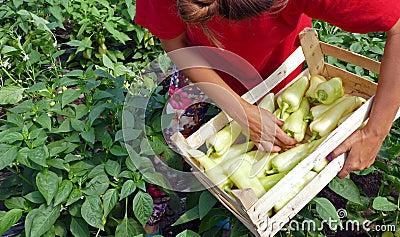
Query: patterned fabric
[[146, 66, 210, 226], [164, 66, 210, 143]]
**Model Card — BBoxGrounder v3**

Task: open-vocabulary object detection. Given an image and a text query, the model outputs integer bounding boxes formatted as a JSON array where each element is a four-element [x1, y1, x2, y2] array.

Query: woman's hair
[[177, 0, 288, 23], [177, 0, 288, 47]]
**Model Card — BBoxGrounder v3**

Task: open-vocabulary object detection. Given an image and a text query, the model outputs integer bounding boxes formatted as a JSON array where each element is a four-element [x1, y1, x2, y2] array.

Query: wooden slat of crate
[[320, 42, 381, 74]]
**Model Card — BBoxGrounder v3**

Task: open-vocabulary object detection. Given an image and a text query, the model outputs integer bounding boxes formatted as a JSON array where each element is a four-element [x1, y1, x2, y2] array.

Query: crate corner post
[[299, 28, 327, 77]]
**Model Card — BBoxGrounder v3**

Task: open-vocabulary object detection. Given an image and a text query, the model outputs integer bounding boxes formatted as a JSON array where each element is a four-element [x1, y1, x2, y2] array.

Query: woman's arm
[[161, 33, 297, 152], [331, 18, 400, 178]]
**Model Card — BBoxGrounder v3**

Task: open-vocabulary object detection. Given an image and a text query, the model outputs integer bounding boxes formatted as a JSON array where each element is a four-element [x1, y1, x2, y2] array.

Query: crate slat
[[320, 42, 381, 74], [325, 63, 377, 98]]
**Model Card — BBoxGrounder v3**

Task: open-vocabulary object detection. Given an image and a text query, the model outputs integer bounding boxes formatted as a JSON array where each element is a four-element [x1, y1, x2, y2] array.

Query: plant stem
[[95, 228, 100, 237], [1, 68, 19, 85], [6, 166, 33, 186]]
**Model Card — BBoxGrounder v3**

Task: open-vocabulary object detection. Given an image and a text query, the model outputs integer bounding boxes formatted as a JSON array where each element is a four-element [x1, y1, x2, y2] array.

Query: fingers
[[275, 126, 298, 146], [257, 140, 281, 153], [330, 139, 352, 160]]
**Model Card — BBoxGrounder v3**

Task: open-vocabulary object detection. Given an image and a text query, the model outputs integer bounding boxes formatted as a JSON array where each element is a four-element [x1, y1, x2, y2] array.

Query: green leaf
[[110, 145, 128, 156], [26, 204, 61, 237], [54, 180, 73, 206], [65, 70, 84, 77], [70, 217, 90, 237], [53, 119, 72, 133], [172, 206, 200, 226], [24, 191, 45, 204], [66, 40, 91, 48], [115, 217, 144, 237], [81, 128, 95, 144], [0, 209, 23, 235], [87, 164, 106, 179], [54, 220, 67, 237], [81, 175, 109, 196], [199, 191, 218, 219], [70, 119, 85, 132], [28, 146, 49, 167], [47, 158, 70, 171], [36, 113, 52, 130], [132, 191, 153, 226], [102, 54, 114, 70], [0, 131, 23, 143], [103, 189, 118, 217], [61, 89, 81, 108], [104, 21, 131, 44], [125, 0, 136, 20], [66, 189, 83, 206], [93, 69, 114, 80], [350, 42, 362, 53], [198, 208, 227, 233], [81, 195, 104, 230], [105, 160, 121, 177], [0, 147, 18, 170], [328, 177, 362, 204], [1, 45, 18, 54], [87, 104, 109, 127], [4, 197, 25, 210], [313, 197, 341, 230], [373, 197, 398, 211], [64, 154, 84, 163], [0, 86, 25, 105], [120, 180, 137, 200], [36, 170, 59, 205], [176, 230, 201, 237]]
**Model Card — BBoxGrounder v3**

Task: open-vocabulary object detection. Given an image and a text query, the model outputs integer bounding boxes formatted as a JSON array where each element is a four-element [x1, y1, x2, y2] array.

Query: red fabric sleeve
[[135, 0, 186, 39], [303, 0, 400, 33]]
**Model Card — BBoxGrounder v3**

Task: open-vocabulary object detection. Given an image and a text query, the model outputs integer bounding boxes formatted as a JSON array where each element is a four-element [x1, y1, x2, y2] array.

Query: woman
[[136, 0, 400, 234]]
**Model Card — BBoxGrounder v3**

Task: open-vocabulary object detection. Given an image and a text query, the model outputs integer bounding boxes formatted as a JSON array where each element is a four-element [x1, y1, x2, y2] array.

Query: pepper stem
[[308, 132, 319, 143], [304, 114, 313, 122], [280, 102, 290, 119], [316, 90, 328, 103]]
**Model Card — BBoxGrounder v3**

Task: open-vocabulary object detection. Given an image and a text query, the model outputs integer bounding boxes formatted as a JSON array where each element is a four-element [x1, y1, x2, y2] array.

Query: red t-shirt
[[135, 0, 399, 95]]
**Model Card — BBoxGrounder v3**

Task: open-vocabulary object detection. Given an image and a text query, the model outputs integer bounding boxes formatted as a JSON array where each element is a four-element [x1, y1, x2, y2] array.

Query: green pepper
[[210, 141, 254, 159], [258, 172, 287, 191], [225, 158, 266, 198], [314, 77, 345, 104], [306, 96, 348, 121], [313, 156, 329, 173], [309, 96, 366, 141], [207, 121, 242, 156], [273, 108, 290, 121], [274, 171, 318, 211], [271, 138, 324, 173], [188, 149, 233, 191], [251, 152, 279, 178], [282, 98, 310, 142], [305, 75, 327, 104], [277, 76, 309, 118], [258, 92, 275, 113]]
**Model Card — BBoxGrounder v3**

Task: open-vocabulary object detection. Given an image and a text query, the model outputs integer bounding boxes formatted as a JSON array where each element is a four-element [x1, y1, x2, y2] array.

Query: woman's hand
[[238, 103, 298, 153], [329, 127, 386, 178]]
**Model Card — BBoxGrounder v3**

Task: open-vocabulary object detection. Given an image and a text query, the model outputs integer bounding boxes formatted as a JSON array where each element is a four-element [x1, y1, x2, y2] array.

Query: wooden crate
[[171, 28, 400, 236]]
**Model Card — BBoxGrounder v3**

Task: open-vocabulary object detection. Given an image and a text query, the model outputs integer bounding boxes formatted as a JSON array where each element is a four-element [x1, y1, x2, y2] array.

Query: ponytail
[[177, 0, 288, 23], [177, 0, 288, 47]]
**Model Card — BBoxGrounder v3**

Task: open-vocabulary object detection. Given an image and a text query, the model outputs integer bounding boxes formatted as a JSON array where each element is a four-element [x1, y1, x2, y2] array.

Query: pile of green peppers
[[188, 74, 366, 216]]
